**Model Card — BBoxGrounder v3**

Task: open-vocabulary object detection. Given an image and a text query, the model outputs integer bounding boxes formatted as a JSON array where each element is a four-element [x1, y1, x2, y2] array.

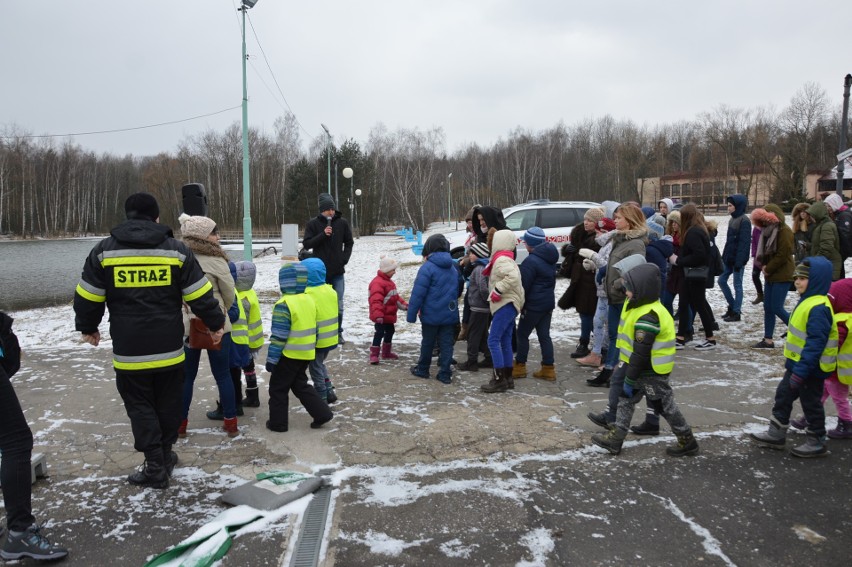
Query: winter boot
[[457, 359, 479, 372], [751, 293, 764, 305], [576, 352, 602, 367], [586, 367, 612, 388], [591, 426, 627, 455], [790, 431, 828, 458], [223, 417, 239, 438], [381, 342, 399, 360], [242, 370, 260, 407], [1, 525, 68, 562], [533, 364, 556, 381], [178, 419, 188, 438], [570, 339, 591, 359], [749, 416, 788, 449], [512, 362, 527, 379], [128, 453, 169, 489], [828, 419, 852, 440], [790, 415, 808, 430], [587, 410, 612, 430], [456, 323, 469, 342], [326, 381, 338, 404], [630, 421, 660, 436], [503, 367, 515, 390], [666, 429, 700, 457], [206, 400, 244, 420], [481, 368, 508, 393], [369, 345, 380, 365], [163, 445, 179, 477]]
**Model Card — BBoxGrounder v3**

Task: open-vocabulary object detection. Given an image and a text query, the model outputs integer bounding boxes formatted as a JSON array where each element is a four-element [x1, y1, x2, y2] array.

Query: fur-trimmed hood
[[750, 207, 780, 228], [182, 235, 230, 260]]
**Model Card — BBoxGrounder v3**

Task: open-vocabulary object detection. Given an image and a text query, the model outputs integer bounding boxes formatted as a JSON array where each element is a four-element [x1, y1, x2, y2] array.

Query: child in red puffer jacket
[[369, 257, 409, 364]]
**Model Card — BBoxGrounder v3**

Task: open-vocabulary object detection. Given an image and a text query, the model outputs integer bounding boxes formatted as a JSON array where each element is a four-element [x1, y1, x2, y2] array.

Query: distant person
[[749, 257, 837, 458], [74, 193, 225, 489], [513, 227, 558, 381], [458, 243, 493, 372], [750, 206, 794, 349], [1, 312, 68, 561], [574, 217, 617, 370], [265, 262, 333, 432], [806, 201, 842, 281], [719, 195, 752, 323], [367, 256, 408, 365], [408, 234, 464, 384], [471, 205, 507, 247], [750, 223, 764, 306], [658, 198, 674, 219], [589, 262, 699, 457], [303, 193, 354, 344], [790, 202, 812, 266], [824, 193, 852, 278], [481, 229, 525, 393]]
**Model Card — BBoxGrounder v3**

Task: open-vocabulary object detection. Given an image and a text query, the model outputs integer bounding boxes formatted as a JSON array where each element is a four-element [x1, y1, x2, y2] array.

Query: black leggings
[[752, 266, 763, 296], [678, 279, 716, 339], [372, 323, 396, 346]]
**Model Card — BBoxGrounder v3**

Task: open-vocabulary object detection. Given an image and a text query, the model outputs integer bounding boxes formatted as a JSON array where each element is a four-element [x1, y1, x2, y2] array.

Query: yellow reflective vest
[[305, 284, 339, 350], [273, 293, 317, 360], [784, 295, 838, 373], [835, 312, 852, 385], [616, 300, 676, 375], [231, 289, 264, 349]]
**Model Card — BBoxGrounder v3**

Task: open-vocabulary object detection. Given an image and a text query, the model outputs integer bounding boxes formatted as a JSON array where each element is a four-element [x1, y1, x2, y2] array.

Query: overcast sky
[[2, 1, 850, 158]]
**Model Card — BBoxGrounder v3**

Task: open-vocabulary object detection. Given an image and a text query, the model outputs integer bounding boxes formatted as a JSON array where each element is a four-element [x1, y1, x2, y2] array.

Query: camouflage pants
[[615, 375, 690, 435]]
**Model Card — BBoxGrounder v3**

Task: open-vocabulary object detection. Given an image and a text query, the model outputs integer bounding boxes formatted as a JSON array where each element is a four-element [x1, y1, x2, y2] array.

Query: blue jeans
[[604, 303, 623, 369], [182, 333, 236, 419], [579, 312, 593, 343], [415, 324, 456, 382], [328, 274, 345, 333], [309, 347, 331, 399], [718, 266, 744, 314], [763, 281, 791, 339], [488, 304, 518, 368], [515, 309, 554, 365]]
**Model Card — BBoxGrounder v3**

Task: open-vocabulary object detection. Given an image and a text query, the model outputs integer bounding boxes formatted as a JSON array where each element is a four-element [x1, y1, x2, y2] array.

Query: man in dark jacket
[[719, 194, 752, 322], [74, 193, 225, 489], [825, 193, 852, 278], [513, 227, 559, 381], [303, 193, 354, 342]]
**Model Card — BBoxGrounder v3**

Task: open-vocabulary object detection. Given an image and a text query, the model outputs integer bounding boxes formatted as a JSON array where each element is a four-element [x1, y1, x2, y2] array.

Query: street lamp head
[[355, 189, 362, 196], [448, 172, 453, 179], [342, 167, 353, 179], [321, 123, 331, 136], [242, 0, 258, 8]]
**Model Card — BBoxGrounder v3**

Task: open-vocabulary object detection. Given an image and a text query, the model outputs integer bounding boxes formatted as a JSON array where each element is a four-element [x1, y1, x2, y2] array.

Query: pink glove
[[376, 318, 384, 325], [490, 290, 502, 303]]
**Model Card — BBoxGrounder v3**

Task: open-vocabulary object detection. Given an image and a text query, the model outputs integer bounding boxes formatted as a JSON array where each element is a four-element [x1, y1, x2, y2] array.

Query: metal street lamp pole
[[447, 172, 453, 227], [240, 0, 259, 261], [355, 188, 362, 237], [321, 123, 332, 199]]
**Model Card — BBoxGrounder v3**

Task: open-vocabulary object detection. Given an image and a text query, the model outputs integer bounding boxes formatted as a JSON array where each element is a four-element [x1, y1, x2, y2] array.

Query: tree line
[[1, 82, 848, 237]]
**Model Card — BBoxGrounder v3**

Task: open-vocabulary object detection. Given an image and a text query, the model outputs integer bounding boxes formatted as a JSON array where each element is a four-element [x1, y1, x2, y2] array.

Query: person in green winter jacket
[[806, 200, 842, 281]]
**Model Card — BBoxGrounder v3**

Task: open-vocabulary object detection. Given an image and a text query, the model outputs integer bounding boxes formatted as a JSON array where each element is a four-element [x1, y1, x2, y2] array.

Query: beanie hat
[[793, 260, 810, 279], [470, 242, 490, 258], [597, 217, 616, 232], [234, 260, 257, 292], [522, 226, 546, 247], [178, 213, 217, 239], [584, 207, 605, 223], [125, 192, 160, 221], [641, 206, 656, 220], [318, 193, 336, 213], [379, 256, 398, 274], [824, 193, 844, 212]]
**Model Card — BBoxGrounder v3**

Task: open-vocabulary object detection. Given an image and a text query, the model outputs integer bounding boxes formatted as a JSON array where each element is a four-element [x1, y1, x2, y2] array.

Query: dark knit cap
[[422, 234, 450, 257], [318, 193, 336, 213], [125, 193, 160, 221], [470, 242, 490, 258], [793, 261, 810, 279]]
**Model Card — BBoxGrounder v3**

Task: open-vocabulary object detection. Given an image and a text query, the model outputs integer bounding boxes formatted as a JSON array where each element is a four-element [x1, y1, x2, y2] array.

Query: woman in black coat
[[671, 204, 717, 350]]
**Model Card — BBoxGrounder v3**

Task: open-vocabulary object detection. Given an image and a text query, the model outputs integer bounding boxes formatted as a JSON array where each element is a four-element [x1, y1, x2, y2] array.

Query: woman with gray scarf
[[750, 205, 794, 349]]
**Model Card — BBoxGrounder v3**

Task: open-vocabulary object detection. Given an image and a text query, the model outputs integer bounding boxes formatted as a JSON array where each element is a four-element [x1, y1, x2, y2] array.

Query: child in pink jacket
[[368, 257, 408, 364]]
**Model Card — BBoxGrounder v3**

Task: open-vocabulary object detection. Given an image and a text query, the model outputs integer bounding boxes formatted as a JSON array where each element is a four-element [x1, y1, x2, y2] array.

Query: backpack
[[709, 239, 724, 277], [0, 312, 22, 378]]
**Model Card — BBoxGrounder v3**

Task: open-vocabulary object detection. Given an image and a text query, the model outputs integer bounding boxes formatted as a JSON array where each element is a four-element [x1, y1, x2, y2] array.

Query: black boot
[[481, 369, 508, 393], [666, 429, 700, 457], [503, 367, 515, 390], [457, 359, 479, 372], [242, 371, 260, 407], [163, 444, 179, 477], [128, 450, 168, 489], [206, 400, 244, 420], [586, 367, 612, 388], [570, 338, 591, 359]]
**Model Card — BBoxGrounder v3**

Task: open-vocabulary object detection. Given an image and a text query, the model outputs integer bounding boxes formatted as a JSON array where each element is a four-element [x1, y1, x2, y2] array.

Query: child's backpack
[[0, 312, 22, 377], [709, 239, 724, 277]]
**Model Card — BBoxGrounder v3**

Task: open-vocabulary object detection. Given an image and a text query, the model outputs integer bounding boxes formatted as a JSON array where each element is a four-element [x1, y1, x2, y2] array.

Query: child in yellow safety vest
[[750, 257, 838, 457], [590, 260, 699, 457], [302, 258, 341, 403], [788, 277, 852, 439], [264, 261, 333, 432]]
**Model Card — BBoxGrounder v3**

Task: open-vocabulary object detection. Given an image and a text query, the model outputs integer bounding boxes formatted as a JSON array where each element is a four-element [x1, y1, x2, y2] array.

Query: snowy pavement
[[5, 215, 852, 566]]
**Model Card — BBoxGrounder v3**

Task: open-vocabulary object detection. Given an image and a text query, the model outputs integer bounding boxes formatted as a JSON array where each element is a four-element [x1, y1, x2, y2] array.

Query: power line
[[0, 105, 241, 140]]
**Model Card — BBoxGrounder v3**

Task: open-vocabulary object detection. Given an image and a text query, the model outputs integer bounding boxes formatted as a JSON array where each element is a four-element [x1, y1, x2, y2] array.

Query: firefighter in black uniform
[[74, 193, 225, 489]]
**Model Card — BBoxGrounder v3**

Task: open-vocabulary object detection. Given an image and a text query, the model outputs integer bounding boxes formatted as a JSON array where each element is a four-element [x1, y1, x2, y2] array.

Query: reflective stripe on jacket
[[784, 296, 838, 373], [835, 312, 852, 385], [616, 301, 676, 375], [306, 284, 339, 349]]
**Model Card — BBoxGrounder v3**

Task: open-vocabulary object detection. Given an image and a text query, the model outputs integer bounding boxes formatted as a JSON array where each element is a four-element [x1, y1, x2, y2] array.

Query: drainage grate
[[289, 478, 333, 567]]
